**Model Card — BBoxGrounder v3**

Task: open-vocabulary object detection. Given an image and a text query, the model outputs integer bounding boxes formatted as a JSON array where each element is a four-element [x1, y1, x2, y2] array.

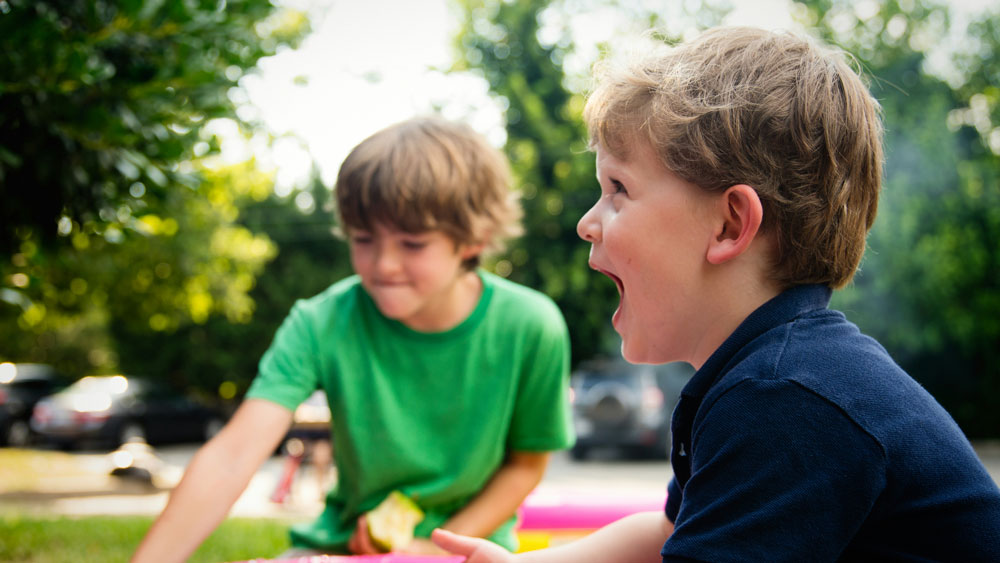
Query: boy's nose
[[577, 204, 601, 243], [373, 245, 402, 274]]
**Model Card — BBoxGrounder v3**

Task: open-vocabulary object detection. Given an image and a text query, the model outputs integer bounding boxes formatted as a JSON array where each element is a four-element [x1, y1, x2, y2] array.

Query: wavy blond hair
[[585, 27, 884, 289]]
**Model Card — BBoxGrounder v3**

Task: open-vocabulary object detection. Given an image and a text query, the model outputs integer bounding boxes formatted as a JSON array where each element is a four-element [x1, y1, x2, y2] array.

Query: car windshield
[[0, 362, 53, 384], [67, 375, 133, 395], [57, 376, 139, 413]]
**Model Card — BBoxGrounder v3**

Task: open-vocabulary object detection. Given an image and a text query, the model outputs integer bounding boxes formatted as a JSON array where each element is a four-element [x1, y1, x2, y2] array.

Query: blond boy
[[132, 116, 574, 561], [433, 26, 1000, 562]]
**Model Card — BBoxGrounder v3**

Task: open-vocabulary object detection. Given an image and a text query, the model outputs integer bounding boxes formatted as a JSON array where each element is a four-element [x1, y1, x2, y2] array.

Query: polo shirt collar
[[681, 284, 833, 399]]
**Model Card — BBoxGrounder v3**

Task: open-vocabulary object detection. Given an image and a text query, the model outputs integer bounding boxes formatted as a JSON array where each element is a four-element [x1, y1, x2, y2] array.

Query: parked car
[[31, 374, 225, 450], [569, 358, 694, 460], [0, 362, 67, 447]]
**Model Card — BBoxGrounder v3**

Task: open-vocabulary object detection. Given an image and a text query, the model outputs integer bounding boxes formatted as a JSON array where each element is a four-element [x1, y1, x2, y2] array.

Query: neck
[[689, 274, 781, 370], [403, 270, 483, 332]]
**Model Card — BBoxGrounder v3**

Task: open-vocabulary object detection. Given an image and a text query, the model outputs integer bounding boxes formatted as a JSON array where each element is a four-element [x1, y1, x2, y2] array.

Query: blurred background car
[[570, 358, 694, 460], [30, 374, 225, 450], [0, 362, 67, 447]]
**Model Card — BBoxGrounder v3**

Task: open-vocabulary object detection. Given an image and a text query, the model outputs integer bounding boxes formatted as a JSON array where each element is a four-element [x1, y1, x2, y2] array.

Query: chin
[[372, 302, 411, 321], [620, 341, 648, 364], [621, 340, 673, 365]]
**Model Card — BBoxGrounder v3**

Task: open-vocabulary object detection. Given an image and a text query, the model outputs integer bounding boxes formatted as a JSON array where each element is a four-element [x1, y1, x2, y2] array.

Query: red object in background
[[269, 451, 304, 504]]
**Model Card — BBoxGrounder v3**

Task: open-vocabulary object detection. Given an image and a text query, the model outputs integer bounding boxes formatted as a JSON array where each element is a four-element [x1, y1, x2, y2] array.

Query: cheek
[[348, 247, 371, 272], [406, 252, 447, 282], [603, 221, 644, 266]]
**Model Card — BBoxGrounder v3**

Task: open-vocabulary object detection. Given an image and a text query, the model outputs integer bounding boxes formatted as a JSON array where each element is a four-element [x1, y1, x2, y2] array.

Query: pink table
[[518, 489, 666, 530], [236, 557, 463, 563], [514, 488, 666, 551], [233, 488, 667, 559]]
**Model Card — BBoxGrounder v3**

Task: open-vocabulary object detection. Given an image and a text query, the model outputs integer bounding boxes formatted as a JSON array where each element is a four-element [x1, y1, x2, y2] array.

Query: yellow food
[[367, 490, 425, 551]]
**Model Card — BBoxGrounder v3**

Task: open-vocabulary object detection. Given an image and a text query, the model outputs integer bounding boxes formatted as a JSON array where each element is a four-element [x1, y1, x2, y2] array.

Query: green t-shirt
[[245, 270, 574, 552]]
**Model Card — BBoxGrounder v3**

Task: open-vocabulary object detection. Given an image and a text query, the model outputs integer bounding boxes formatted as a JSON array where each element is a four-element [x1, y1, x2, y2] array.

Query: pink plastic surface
[[234, 490, 668, 561], [236, 556, 464, 563], [517, 489, 667, 530]]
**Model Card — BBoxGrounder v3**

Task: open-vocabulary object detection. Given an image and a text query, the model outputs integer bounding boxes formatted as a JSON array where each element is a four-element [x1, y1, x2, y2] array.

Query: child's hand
[[431, 528, 515, 563], [402, 537, 450, 555], [348, 514, 382, 554]]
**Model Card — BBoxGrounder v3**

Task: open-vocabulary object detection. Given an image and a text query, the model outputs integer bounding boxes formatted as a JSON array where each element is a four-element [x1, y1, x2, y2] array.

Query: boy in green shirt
[[132, 116, 574, 561]]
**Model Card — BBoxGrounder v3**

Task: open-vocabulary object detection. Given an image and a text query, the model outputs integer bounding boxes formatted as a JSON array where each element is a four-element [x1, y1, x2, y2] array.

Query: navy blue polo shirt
[[663, 285, 1000, 562]]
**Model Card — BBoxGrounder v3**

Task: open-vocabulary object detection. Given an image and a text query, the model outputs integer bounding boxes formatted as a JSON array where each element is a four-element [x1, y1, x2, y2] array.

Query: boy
[[131, 116, 574, 562], [432, 26, 1000, 561]]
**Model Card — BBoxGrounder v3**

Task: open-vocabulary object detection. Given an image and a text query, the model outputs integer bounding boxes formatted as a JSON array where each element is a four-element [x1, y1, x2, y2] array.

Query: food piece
[[367, 490, 425, 552]]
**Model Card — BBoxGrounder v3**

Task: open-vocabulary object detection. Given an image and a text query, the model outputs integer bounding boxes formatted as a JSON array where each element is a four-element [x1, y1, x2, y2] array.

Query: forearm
[[131, 399, 292, 563], [517, 511, 672, 563], [431, 510, 672, 563], [442, 451, 550, 538], [131, 437, 257, 562]]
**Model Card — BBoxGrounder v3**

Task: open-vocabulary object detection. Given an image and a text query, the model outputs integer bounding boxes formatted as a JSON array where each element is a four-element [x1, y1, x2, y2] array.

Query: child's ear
[[706, 184, 764, 265], [460, 241, 487, 260]]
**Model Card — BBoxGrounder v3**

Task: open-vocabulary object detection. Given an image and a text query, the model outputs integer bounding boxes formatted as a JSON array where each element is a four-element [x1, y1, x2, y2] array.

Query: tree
[[0, 0, 310, 380], [111, 173, 353, 401], [0, 0, 306, 252], [455, 0, 621, 365], [0, 157, 279, 379]]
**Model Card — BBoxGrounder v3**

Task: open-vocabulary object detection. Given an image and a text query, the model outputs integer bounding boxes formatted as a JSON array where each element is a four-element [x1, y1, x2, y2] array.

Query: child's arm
[[374, 451, 550, 555], [432, 510, 673, 563], [444, 450, 550, 536], [130, 399, 293, 563]]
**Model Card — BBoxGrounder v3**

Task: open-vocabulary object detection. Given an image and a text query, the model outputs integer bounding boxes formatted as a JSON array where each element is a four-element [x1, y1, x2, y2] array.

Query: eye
[[610, 178, 628, 196], [350, 232, 373, 245], [401, 238, 428, 251]]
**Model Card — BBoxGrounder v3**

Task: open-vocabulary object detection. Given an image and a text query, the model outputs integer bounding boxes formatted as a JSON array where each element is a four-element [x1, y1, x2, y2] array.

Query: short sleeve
[[506, 299, 574, 452], [245, 300, 322, 411], [662, 379, 887, 562]]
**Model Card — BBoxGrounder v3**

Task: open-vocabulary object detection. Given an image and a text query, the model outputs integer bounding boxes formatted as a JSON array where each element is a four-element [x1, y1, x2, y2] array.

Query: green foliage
[[0, 0, 306, 252], [0, 159, 280, 381], [455, 0, 621, 364], [0, 0, 310, 382], [0, 512, 291, 562], [112, 176, 352, 399]]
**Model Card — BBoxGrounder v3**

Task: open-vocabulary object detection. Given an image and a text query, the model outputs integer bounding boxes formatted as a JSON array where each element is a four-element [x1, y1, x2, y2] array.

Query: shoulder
[[273, 276, 368, 342], [481, 271, 568, 335], [708, 307, 953, 450], [482, 271, 563, 318], [722, 306, 905, 393], [288, 276, 364, 319]]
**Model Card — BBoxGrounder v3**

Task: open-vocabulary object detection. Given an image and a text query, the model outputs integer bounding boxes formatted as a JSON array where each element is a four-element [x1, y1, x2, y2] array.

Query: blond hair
[[334, 116, 522, 268], [584, 26, 884, 289]]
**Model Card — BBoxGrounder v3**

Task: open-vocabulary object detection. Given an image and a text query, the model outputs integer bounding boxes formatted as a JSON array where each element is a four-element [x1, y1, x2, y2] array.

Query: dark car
[[0, 362, 67, 447], [31, 374, 225, 450], [570, 358, 694, 460]]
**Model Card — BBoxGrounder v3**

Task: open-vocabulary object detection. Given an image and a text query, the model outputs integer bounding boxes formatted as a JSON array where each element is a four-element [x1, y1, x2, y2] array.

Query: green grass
[[0, 513, 291, 563]]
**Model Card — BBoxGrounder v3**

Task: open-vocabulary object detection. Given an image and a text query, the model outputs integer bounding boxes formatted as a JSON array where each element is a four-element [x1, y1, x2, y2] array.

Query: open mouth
[[594, 266, 623, 296]]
